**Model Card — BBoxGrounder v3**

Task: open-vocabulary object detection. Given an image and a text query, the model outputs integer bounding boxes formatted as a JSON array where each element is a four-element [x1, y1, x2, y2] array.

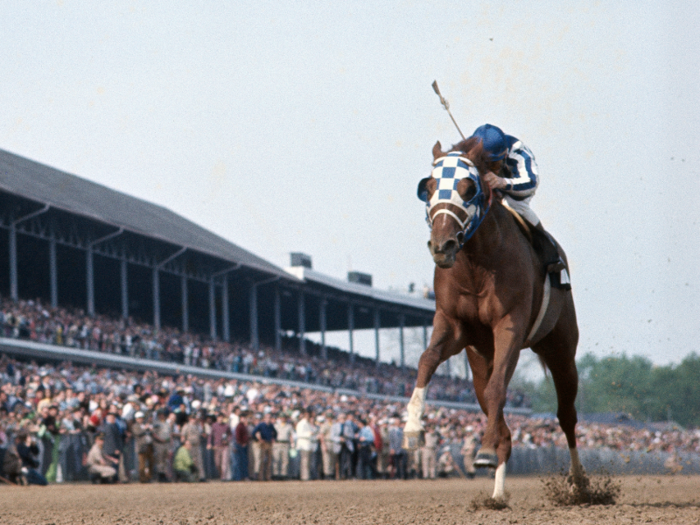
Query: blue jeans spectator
[[24, 468, 49, 486], [234, 444, 248, 481]]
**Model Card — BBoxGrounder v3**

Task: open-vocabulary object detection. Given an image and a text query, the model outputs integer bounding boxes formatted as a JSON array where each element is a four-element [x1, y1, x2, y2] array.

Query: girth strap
[[526, 272, 551, 344]]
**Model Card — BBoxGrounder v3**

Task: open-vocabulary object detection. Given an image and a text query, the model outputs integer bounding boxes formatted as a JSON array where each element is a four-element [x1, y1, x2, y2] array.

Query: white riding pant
[[504, 195, 539, 227]]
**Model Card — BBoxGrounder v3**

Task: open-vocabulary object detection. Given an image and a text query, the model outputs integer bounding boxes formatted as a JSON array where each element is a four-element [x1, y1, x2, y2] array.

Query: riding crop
[[432, 80, 465, 140]]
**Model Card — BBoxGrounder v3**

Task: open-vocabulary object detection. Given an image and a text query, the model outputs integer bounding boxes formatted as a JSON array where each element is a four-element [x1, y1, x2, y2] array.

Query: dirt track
[[1, 476, 699, 525]]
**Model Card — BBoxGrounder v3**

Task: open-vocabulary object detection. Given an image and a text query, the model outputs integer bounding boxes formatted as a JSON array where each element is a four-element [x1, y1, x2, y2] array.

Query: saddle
[[502, 205, 571, 290]]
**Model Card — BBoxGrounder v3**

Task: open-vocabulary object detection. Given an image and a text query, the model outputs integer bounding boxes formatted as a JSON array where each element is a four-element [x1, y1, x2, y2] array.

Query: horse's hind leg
[[534, 301, 585, 485]]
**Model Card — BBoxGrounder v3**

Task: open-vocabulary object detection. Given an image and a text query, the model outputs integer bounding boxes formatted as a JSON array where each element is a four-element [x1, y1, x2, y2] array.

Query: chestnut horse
[[403, 139, 586, 499]]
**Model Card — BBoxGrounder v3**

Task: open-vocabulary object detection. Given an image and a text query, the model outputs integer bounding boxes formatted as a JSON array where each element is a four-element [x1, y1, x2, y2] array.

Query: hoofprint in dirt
[[1, 476, 699, 525]]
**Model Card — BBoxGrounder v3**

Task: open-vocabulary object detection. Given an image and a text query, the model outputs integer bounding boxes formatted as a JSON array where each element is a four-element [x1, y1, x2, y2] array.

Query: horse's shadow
[[625, 502, 700, 509]]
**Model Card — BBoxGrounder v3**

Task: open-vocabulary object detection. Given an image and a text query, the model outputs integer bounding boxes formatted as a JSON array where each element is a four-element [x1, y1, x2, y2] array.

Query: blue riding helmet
[[471, 124, 508, 162]]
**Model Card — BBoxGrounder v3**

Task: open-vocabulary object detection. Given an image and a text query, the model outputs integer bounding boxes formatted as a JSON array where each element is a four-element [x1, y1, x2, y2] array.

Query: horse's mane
[[450, 137, 493, 175]]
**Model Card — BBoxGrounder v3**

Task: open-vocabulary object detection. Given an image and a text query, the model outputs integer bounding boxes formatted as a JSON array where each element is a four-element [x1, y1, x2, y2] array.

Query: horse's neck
[[461, 203, 509, 263]]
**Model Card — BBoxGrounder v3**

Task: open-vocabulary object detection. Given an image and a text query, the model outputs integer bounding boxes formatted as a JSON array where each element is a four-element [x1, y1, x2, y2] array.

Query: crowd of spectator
[[1, 357, 698, 486], [1, 296, 513, 406]]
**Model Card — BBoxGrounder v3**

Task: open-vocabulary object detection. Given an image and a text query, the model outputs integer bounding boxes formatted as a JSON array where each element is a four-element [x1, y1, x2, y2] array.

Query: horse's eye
[[458, 179, 476, 201], [426, 178, 437, 198]]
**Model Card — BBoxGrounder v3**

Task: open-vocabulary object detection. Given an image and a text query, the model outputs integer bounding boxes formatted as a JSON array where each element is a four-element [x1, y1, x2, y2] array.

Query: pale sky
[[1, 1, 698, 371]]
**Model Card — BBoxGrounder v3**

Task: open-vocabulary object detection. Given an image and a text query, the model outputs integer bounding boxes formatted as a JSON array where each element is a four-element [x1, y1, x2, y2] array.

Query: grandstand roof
[[285, 266, 435, 316], [0, 148, 293, 279]]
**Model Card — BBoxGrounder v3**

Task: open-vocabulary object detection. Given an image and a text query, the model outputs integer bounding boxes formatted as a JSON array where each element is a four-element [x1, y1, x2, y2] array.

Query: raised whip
[[432, 80, 465, 140]]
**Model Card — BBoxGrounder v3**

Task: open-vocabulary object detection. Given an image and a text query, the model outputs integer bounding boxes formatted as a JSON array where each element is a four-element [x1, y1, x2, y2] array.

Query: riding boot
[[534, 222, 566, 274]]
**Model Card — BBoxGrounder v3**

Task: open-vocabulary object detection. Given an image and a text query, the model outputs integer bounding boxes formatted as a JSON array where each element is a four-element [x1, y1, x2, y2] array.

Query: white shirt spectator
[[295, 416, 314, 452]]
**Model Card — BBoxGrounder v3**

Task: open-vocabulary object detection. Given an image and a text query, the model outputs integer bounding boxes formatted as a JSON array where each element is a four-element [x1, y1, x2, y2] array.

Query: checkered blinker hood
[[417, 152, 489, 246]]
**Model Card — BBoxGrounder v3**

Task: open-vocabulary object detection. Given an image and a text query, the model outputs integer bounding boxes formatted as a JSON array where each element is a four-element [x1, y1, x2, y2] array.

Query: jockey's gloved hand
[[482, 171, 507, 190]]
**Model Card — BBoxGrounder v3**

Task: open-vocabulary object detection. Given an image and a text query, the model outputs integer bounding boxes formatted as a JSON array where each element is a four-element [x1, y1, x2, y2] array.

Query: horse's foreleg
[[404, 385, 426, 435], [476, 321, 523, 499], [404, 314, 463, 445]]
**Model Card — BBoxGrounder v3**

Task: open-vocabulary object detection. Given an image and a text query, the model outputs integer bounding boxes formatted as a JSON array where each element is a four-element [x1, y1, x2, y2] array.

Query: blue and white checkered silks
[[417, 152, 490, 246]]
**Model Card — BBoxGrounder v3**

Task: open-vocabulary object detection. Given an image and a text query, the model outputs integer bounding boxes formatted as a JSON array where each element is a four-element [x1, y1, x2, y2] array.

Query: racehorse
[[403, 138, 586, 499]]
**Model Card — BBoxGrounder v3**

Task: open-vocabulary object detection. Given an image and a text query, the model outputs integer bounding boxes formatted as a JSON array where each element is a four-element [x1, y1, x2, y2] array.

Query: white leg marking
[[492, 462, 506, 499], [569, 448, 585, 483], [404, 387, 426, 433]]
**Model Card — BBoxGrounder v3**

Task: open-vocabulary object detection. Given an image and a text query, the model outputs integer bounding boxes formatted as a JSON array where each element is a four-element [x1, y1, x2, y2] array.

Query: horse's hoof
[[474, 451, 499, 469], [402, 430, 425, 450]]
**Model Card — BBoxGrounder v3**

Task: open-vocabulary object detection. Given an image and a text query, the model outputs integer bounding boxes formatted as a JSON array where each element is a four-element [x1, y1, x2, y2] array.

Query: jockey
[[470, 123, 566, 274]]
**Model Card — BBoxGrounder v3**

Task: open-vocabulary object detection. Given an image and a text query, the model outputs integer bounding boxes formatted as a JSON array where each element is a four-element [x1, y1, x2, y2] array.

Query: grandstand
[[0, 149, 434, 366]]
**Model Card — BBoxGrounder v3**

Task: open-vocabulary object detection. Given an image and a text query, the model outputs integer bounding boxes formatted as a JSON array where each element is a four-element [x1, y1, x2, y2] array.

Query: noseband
[[417, 152, 491, 248]]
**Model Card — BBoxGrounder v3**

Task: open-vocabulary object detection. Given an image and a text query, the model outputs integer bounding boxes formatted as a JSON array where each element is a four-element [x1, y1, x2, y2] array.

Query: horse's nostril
[[442, 239, 457, 253]]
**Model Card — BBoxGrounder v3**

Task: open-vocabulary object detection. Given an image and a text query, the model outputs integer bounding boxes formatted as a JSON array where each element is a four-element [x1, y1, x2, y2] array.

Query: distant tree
[[514, 352, 700, 427]]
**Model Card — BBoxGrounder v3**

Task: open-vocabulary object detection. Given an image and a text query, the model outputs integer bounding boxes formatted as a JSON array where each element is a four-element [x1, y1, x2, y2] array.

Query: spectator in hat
[[318, 412, 335, 480], [132, 411, 154, 483], [273, 413, 293, 480], [86, 433, 118, 483], [180, 412, 206, 481], [295, 409, 314, 481], [233, 411, 250, 480], [249, 412, 262, 479], [99, 408, 125, 481], [461, 427, 478, 479], [253, 412, 277, 481], [358, 417, 377, 480], [388, 417, 407, 479], [340, 412, 358, 480], [207, 412, 231, 480], [152, 408, 172, 482], [421, 423, 439, 480], [329, 412, 346, 479]]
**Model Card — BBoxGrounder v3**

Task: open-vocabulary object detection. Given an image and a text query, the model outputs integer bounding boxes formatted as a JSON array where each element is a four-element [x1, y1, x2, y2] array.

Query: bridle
[[417, 152, 492, 249]]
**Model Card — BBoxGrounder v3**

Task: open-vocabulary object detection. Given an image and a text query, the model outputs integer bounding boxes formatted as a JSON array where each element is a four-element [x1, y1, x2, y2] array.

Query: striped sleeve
[[503, 141, 539, 200]]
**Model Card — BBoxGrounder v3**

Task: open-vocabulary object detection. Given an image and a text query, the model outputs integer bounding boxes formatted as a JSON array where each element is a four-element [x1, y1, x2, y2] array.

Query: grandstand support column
[[248, 275, 280, 351], [9, 224, 17, 301], [320, 298, 327, 360], [10, 204, 50, 302], [348, 303, 355, 364], [222, 275, 230, 342], [120, 259, 128, 319], [153, 267, 161, 330], [209, 278, 217, 340], [88, 227, 124, 317], [298, 291, 306, 355], [399, 313, 405, 371], [274, 285, 281, 351], [49, 237, 58, 308], [86, 248, 95, 316], [374, 308, 381, 368], [181, 275, 189, 333], [153, 246, 186, 331], [211, 264, 239, 343], [249, 285, 258, 350]]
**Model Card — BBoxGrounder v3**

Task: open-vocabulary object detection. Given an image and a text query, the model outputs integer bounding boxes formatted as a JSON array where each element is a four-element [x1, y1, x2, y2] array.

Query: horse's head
[[417, 140, 492, 268]]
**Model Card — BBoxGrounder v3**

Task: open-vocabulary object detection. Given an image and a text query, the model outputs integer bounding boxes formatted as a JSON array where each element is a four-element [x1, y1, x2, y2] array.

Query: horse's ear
[[432, 141, 445, 161]]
